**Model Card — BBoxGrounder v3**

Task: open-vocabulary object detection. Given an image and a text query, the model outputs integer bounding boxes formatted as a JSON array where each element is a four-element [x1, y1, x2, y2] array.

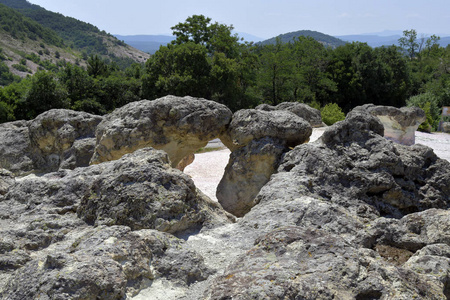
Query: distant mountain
[[258, 30, 347, 48], [114, 35, 174, 54], [336, 34, 401, 48], [114, 32, 265, 54], [336, 31, 450, 48]]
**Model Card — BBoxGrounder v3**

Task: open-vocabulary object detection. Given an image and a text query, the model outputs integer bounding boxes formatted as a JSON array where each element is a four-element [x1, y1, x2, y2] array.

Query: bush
[[407, 93, 440, 131], [321, 103, 345, 125]]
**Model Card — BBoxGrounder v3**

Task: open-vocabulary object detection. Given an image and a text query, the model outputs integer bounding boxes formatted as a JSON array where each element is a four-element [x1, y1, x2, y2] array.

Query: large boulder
[[0, 120, 34, 175], [256, 102, 325, 128], [219, 109, 312, 152], [0, 110, 103, 175], [0, 147, 233, 297], [29, 109, 103, 173], [354, 104, 426, 145], [273, 110, 450, 219], [90, 95, 232, 168], [217, 109, 312, 217]]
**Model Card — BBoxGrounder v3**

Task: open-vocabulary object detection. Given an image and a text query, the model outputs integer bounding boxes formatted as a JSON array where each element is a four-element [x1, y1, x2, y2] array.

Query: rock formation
[[90, 95, 232, 168], [0, 147, 232, 298], [354, 104, 426, 145], [217, 109, 312, 217], [0, 110, 102, 175], [1, 99, 449, 300], [0, 120, 34, 175], [256, 102, 324, 128], [29, 109, 103, 173]]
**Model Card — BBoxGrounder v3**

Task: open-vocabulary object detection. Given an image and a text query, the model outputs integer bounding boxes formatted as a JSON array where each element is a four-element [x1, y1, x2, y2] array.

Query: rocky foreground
[[0, 96, 449, 299]]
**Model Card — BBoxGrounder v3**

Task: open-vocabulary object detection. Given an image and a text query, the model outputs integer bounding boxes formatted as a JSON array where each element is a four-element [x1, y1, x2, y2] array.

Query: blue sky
[[27, 0, 450, 38]]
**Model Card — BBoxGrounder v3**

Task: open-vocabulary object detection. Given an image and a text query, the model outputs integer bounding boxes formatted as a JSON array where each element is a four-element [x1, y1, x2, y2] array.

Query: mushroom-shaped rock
[[90, 95, 232, 168], [217, 109, 312, 217], [353, 104, 426, 145], [256, 102, 325, 128], [29, 109, 103, 173], [220, 109, 312, 152]]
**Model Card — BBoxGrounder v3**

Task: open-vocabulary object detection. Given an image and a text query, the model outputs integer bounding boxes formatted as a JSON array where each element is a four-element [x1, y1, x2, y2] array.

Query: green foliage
[[143, 43, 210, 99], [0, 100, 14, 122], [0, 3, 63, 46], [406, 92, 441, 131], [321, 103, 346, 125], [20, 70, 69, 119], [0, 60, 19, 85], [12, 63, 30, 73]]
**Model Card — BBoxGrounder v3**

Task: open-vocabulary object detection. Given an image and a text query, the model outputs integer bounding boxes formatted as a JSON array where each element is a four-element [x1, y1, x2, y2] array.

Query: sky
[[27, 0, 450, 39]]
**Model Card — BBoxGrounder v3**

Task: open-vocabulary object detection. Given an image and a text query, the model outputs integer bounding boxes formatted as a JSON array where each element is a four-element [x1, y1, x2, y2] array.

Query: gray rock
[[353, 104, 426, 145], [91, 96, 232, 168], [443, 122, 450, 133], [256, 102, 325, 128], [29, 109, 103, 173], [216, 138, 286, 217], [0, 120, 34, 175], [274, 110, 450, 219], [205, 226, 445, 299], [220, 109, 312, 151], [217, 109, 312, 217], [1, 226, 213, 299], [0, 169, 14, 196]]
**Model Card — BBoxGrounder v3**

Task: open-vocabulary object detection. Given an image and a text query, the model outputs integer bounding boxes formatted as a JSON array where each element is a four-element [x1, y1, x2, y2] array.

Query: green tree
[[321, 103, 346, 125], [87, 54, 108, 78], [21, 70, 69, 119], [399, 29, 419, 60], [171, 14, 240, 58], [142, 43, 210, 99]]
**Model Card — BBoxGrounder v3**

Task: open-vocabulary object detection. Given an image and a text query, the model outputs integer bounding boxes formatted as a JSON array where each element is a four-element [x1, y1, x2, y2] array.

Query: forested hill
[[0, 0, 149, 63], [259, 30, 346, 48]]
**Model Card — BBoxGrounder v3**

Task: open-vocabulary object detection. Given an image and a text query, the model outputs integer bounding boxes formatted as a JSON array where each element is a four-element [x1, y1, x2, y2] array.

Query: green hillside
[[0, 0, 149, 61], [259, 30, 347, 48]]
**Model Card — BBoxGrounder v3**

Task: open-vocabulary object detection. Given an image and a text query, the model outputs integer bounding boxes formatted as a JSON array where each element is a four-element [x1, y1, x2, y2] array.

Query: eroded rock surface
[[354, 104, 426, 145], [256, 102, 324, 128], [217, 109, 312, 217], [91, 95, 232, 168], [0, 120, 34, 175], [0, 147, 233, 297], [29, 109, 103, 173]]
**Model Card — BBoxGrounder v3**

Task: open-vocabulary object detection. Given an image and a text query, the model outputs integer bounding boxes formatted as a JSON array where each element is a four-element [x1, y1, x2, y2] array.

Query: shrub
[[407, 93, 440, 131], [321, 103, 345, 125]]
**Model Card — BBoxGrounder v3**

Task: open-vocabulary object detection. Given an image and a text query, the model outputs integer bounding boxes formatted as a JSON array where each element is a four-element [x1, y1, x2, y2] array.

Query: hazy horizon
[[27, 0, 450, 39]]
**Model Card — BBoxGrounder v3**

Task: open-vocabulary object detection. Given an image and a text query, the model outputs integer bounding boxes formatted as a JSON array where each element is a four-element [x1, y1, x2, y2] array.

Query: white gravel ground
[[185, 128, 450, 201]]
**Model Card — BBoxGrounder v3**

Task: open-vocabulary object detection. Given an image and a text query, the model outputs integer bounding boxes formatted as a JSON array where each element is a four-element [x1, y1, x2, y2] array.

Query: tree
[[21, 70, 68, 119], [171, 14, 240, 58], [142, 43, 211, 99], [87, 54, 107, 78], [398, 29, 419, 59]]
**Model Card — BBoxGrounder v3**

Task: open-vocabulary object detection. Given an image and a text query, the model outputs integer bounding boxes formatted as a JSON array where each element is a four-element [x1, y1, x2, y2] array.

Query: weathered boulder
[[0, 147, 233, 296], [354, 104, 426, 145], [272, 110, 450, 219], [0, 169, 14, 196], [217, 109, 312, 217], [29, 109, 103, 173], [0, 120, 34, 175], [219, 109, 312, 152], [256, 102, 325, 127], [443, 122, 450, 133], [91, 95, 232, 168], [206, 226, 447, 299], [1, 226, 213, 299], [216, 138, 286, 217]]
